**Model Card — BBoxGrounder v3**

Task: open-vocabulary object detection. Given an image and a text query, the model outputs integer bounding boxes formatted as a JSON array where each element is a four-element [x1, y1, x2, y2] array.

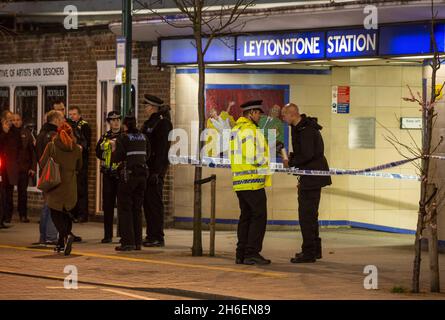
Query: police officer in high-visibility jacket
[[230, 100, 271, 265], [96, 111, 122, 244], [112, 116, 150, 252]]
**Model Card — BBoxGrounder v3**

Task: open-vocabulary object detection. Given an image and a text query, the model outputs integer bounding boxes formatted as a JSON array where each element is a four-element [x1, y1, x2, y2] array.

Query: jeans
[[39, 203, 58, 243]]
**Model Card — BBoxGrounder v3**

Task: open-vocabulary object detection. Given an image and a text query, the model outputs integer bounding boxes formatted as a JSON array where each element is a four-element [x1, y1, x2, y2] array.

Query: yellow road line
[[0, 244, 287, 278], [101, 288, 158, 300]]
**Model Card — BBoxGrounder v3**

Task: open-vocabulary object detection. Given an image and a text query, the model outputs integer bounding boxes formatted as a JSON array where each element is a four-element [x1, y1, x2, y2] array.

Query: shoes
[[72, 218, 80, 223], [64, 235, 74, 256], [243, 254, 271, 265], [20, 217, 30, 223], [72, 235, 82, 242], [235, 257, 244, 264], [101, 238, 112, 244], [54, 245, 64, 253], [135, 245, 141, 251], [295, 251, 322, 260], [142, 240, 165, 247], [0, 223, 10, 229], [3, 219, 11, 224], [45, 240, 59, 246], [115, 245, 136, 251], [290, 255, 316, 264]]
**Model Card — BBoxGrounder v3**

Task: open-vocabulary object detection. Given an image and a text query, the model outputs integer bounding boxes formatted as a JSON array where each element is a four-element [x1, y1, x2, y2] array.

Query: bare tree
[[135, 0, 259, 256], [401, 0, 443, 294]]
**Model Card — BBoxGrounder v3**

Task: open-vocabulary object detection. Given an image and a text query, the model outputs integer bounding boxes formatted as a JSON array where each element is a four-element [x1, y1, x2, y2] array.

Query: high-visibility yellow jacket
[[230, 117, 271, 191]]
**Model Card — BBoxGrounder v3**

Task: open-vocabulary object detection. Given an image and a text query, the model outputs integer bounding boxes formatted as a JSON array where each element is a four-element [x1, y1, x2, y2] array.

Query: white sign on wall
[[400, 117, 422, 130], [0, 62, 69, 84]]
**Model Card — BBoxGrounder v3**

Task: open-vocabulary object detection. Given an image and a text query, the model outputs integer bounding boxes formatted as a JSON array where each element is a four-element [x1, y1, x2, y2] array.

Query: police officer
[[141, 94, 172, 248], [96, 111, 122, 243], [112, 116, 150, 251], [68, 106, 92, 223], [230, 100, 272, 265]]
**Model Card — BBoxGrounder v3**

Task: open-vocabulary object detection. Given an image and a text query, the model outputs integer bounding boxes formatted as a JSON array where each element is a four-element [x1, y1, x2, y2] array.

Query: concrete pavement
[[0, 219, 444, 300]]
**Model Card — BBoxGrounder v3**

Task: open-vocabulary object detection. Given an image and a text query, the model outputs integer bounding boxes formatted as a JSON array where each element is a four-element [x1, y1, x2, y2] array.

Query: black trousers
[[143, 174, 165, 242], [2, 171, 29, 221], [74, 158, 89, 219], [235, 189, 267, 258], [50, 208, 73, 247], [298, 187, 322, 258], [0, 179, 4, 224], [102, 174, 119, 239], [117, 174, 146, 247]]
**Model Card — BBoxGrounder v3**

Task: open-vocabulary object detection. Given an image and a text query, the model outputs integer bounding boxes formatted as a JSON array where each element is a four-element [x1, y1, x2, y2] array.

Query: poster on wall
[[332, 85, 350, 114], [205, 84, 289, 160]]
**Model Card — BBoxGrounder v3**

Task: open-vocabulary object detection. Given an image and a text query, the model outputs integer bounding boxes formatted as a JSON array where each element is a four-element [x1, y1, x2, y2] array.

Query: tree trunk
[[413, 57, 438, 292], [429, 206, 440, 292], [191, 11, 206, 256]]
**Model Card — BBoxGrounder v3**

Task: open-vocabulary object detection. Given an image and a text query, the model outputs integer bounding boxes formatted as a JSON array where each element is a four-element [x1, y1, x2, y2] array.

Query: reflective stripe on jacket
[[230, 117, 271, 191]]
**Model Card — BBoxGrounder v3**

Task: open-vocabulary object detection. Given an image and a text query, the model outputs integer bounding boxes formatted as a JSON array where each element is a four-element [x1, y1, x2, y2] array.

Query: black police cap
[[144, 94, 164, 107], [106, 111, 121, 121]]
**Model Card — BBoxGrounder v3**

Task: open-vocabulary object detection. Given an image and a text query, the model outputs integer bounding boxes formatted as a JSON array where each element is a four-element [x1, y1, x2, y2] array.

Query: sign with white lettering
[[0, 62, 68, 84], [326, 29, 377, 58], [159, 22, 445, 65], [237, 32, 325, 61], [400, 117, 422, 130], [116, 36, 126, 68]]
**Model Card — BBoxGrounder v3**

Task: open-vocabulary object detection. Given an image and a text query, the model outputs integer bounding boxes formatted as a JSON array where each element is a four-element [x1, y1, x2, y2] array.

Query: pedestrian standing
[[39, 122, 82, 255], [36, 110, 64, 245], [282, 103, 332, 263], [11, 113, 37, 223]]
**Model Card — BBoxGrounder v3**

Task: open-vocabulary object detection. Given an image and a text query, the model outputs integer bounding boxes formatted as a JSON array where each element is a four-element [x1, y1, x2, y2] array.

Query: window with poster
[[43, 85, 67, 120], [14, 86, 38, 139], [0, 87, 9, 114]]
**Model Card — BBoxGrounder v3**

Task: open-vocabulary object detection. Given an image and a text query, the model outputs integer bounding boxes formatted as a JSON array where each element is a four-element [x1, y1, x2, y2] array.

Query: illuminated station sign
[[159, 22, 445, 65]]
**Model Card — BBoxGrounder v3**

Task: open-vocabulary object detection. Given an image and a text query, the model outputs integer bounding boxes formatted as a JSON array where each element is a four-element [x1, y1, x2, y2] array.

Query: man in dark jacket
[[10, 113, 37, 223], [282, 103, 331, 263], [0, 114, 12, 228], [68, 106, 91, 223], [141, 94, 172, 247]]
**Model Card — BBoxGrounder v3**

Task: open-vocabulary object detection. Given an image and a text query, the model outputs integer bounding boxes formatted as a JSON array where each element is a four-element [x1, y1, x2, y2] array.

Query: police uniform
[[230, 100, 271, 265], [141, 94, 172, 247], [69, 116, 92, 222], [113, 117, 150, 251], [95, 111, 122, 243]]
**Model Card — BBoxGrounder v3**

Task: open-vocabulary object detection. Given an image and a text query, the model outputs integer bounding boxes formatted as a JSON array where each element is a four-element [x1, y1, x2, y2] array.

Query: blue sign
[[236, 32, 325, 61], [337, 104, 350, 114], [379, 23, 445, 56], [326, 28, 377, 58], [160, 37, 235, 64], [159, 22, 445, 65]]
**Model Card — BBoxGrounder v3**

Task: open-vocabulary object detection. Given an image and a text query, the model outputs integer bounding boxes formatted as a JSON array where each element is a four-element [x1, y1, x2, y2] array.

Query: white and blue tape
[[170, 155, 424, 181]]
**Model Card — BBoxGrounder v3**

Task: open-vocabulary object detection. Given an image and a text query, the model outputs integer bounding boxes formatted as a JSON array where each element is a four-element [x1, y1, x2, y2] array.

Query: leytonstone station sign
[[159, 22, 445, 65]]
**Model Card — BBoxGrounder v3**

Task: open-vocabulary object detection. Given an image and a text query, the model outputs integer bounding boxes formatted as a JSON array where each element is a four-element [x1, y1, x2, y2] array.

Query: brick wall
[[0, 28, 173, 219]]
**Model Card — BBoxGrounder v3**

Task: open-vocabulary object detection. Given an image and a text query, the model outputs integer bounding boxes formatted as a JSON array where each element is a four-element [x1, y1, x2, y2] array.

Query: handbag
[[37, 142, 61, 192]]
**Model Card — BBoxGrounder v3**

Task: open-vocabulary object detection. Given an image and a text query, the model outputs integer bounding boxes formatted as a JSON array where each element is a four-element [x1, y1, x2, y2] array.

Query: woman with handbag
[[39, 122, 82, 255]]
